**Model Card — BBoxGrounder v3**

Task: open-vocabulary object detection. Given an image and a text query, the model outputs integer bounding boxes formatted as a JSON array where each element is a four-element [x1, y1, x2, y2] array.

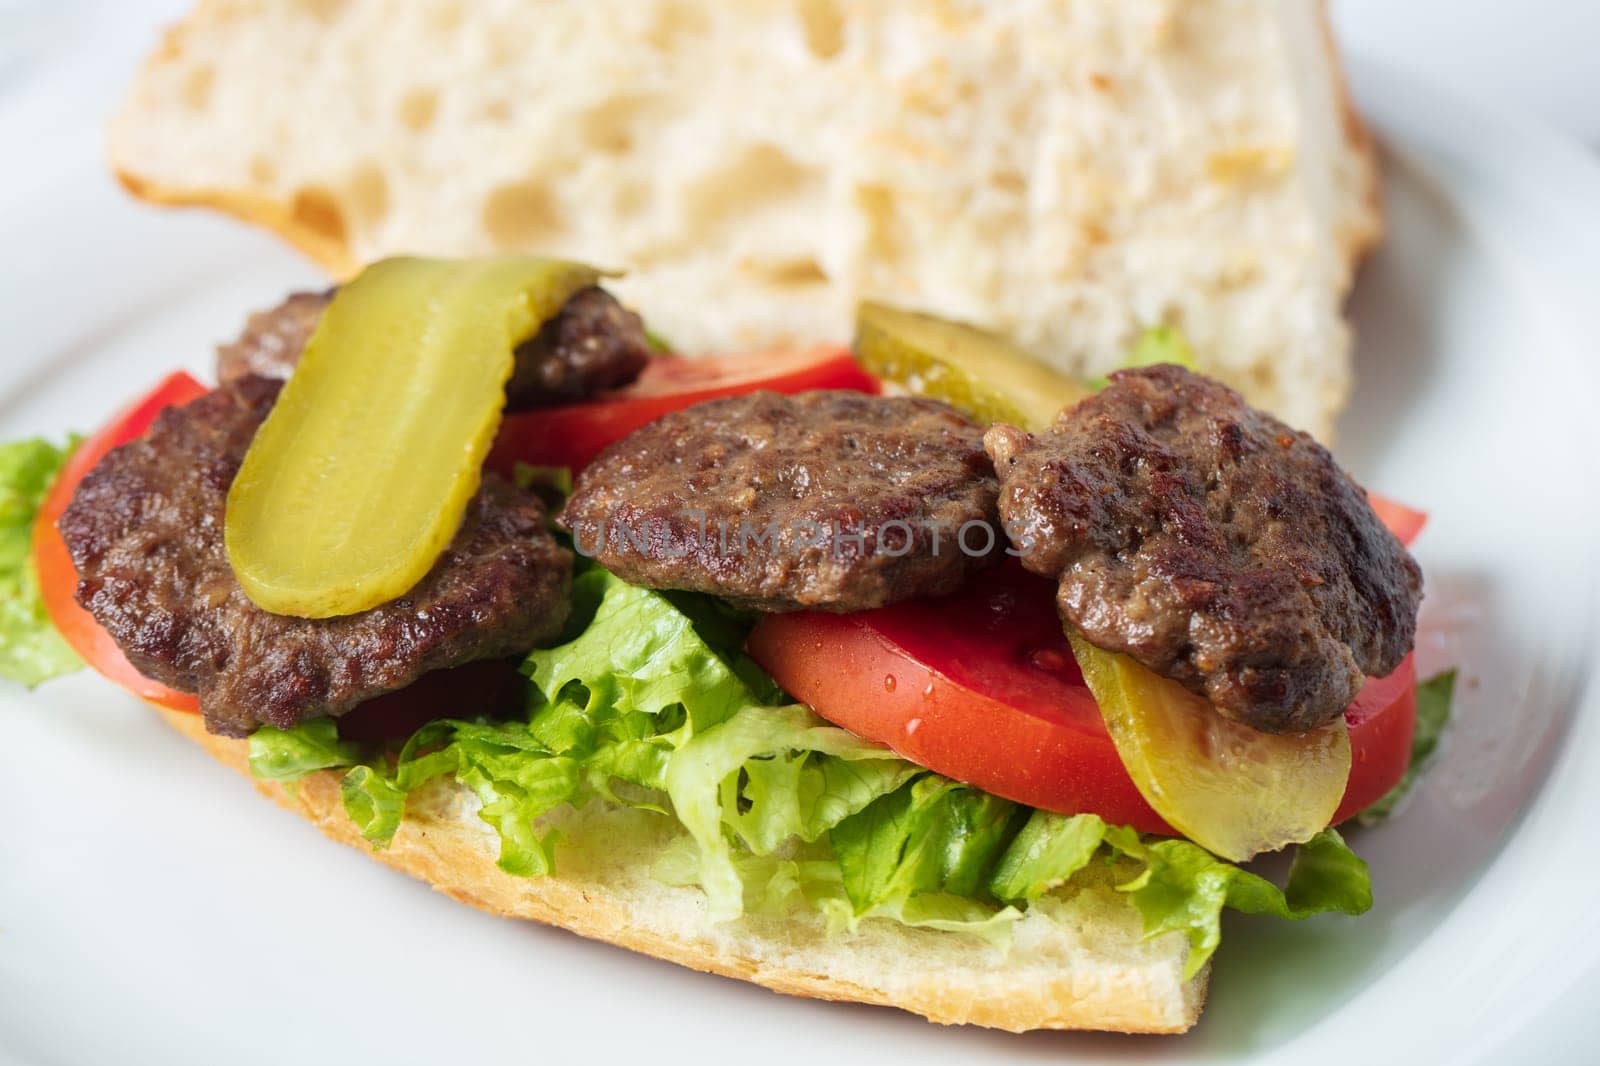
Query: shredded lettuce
[[0, 437, 83, 686], [250, 568, 1375, 970], [1357, 669, 1457, 826]]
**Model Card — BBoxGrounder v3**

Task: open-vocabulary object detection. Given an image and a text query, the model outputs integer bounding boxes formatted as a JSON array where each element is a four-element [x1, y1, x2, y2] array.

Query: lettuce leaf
[[989, 811, 1108, 902], [249, 568, 1375, 969], [668, 703, 918, 918], [1110, 827, 1371, 978], [1357, 669, 1457, 826], [0, 437, 82, 686], [1086, 326, 1197, 390], [247, 719, 360, 779]]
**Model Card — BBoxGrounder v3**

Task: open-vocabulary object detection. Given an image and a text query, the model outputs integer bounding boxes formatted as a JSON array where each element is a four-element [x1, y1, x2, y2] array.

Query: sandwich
[[1, 257, 1449, 1033], [0, 0, 1449, 1036]]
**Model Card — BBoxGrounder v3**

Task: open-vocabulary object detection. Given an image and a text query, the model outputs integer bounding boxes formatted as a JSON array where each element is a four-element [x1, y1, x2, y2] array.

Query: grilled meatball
[[58, 377, 573, 737], [560, 390, 1001, 612], [503, 286, 653, 407], [216, 286, 651, 407], [984, 364, 1422, 734], [215, 290, 330, 387]]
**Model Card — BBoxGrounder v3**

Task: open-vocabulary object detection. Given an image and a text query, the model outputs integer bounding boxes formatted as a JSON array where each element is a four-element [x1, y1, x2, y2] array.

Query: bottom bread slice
[[159, 706, 1207, 1033]]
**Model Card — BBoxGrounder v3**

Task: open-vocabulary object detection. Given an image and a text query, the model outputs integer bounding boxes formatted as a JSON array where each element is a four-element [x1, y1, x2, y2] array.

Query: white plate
[[1, 58, 1598, 1065]]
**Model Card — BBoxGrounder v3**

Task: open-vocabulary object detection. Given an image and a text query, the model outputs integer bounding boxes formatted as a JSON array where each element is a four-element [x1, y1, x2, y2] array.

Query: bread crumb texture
[[163, 706, 1207, 1033], [112, 0, 1378, 439]]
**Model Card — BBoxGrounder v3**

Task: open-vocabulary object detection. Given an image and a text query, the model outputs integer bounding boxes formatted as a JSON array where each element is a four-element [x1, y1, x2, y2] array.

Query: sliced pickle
[[226, 256, 602, 618], [853, 302, 1089, 429], [1067, 633, 1350, 861]]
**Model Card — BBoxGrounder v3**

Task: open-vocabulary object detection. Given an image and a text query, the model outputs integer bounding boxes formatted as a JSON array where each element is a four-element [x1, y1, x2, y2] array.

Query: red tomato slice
[[749, 566, 1419, 833], [1369, 491, 1427, 546], [1331, 653, 1416, 824], [33, 372, 208, 713], [750, 483, 1428, 832], [488, 345, 879, 474], [750, 562, 1173, 831]]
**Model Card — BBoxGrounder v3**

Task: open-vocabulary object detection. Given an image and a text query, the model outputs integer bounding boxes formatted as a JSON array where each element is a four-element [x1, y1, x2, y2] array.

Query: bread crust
[[114, 169, 361, 279], [156, 705, 1206, 1033]]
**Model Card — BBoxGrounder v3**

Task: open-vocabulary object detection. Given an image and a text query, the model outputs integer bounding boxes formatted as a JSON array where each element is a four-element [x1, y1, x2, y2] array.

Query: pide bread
[[109, 0, 1378, 440], [158, 706, 1208, 1034]]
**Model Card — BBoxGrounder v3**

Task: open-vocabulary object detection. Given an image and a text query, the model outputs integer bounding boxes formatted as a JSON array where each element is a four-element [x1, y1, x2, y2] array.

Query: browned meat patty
[[984, 364, 1422, 734], [503, 285, 653, 407], [560, 390, 1001, 612], [215, 290, 330, 386], [216, 285, 651, 407], [58, 377, 573, 737]]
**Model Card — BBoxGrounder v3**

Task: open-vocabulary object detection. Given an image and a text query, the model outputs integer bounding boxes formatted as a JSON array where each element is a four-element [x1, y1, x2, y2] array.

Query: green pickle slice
[[853, 302, 1090, 429], [1068, 633, 1351, 861], [226, 255, 601, 618]]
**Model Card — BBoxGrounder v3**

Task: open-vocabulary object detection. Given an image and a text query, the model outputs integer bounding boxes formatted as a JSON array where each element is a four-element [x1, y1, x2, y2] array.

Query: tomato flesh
[[33, 372, 208, 712], [488, 346, 879, 474], [1331, 653, 1416, 824]]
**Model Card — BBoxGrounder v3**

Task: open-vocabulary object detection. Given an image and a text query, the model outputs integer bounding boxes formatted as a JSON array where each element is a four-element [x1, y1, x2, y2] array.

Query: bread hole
[[684, 144, 817, 231], [755, 257, 829, 286], [993, 169, 1027, 195], [427, 0, 464, 34], [482, 179, 565, 249], [249, 155, 276, 185], [346, 163, 390, 228], [486, 31, 521, 70], [612, 178, 649, 217], [856, 183, 904, 263], [580, 96, 649, 154], [480, 98, 513, 122], [290, 186, 348, 247], [647, 0, 709, 53], [796, 0, 845, 58], [292, 0, 348, 23], [398, 87, 438, 132], [180, 64, 214, 110]]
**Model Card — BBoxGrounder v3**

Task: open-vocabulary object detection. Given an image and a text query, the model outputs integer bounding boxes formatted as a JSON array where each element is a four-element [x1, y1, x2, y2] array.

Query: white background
[[1335, 0, 1600, 147]]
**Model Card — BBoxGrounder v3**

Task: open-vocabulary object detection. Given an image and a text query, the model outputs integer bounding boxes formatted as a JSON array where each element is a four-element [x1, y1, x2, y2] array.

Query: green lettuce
[[248, 719, 360, 779], [0, 437, 83, 686], [1357, 669, 1457, 826], [251, 568, 1374, 970], [1109, 827, 1370, 977], [1087, 326, 1197, 390]]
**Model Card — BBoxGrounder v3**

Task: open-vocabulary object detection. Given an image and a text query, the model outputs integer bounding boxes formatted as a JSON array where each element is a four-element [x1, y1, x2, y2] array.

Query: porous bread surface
[[158, 706, 1206, 1033], [111, 0, 1378, 441]]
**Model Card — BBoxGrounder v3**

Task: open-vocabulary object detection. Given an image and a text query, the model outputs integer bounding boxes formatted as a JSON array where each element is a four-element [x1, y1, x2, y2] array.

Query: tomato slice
[[750, 562, 1173, 831], [1331, 652, 1415, 824], [749, 570, 1420, 834], [487, 345, 880, 474], [33, 372, 208, 712], [1369, 491, 1427, 546]]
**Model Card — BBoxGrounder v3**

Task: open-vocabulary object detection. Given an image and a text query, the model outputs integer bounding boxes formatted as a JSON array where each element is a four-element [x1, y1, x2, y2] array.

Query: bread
[[110, 0, 1377, 441], [157, 705, 1206, 1033]]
